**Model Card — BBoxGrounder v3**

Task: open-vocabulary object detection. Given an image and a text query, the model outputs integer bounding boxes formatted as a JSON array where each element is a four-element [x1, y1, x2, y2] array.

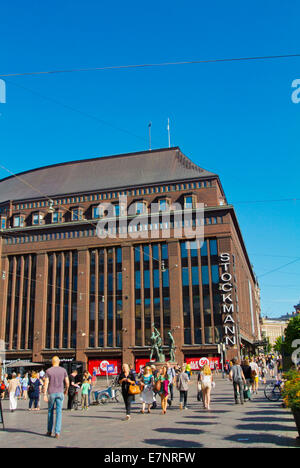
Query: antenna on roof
[[167, 118, 171, 148], [148, 122, 152, 151]]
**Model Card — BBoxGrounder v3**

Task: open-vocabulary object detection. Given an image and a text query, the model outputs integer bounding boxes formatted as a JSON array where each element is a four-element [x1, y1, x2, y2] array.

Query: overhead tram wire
[[1, 53, 300, 78]]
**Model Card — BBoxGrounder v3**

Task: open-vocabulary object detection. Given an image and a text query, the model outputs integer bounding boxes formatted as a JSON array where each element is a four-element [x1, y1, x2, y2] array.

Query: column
[[33, 252, 48, 361], [167, 240, 184, 364], [76, 249, 90, 365], [122, 244, 135, 366]]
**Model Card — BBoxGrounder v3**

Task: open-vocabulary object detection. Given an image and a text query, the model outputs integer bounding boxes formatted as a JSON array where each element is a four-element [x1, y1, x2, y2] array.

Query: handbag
[[154, 379, 161, 393], [128, 383, 141, 395]]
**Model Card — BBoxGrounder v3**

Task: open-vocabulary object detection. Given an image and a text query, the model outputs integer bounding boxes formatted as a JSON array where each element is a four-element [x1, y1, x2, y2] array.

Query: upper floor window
[[136, 201, 147, 215], [72, 207, 84, 221], [92, 205, 103, 219], [0, 216, 6, 230], [184, 195, 196, 209], [32, 212, 44, 225], [52, 211, 63, 224], [13, 215, 25, 228], [158, 198, 170, 212]]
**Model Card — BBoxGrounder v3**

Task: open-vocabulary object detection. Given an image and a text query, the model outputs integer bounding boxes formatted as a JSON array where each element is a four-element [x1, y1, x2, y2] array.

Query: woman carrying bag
[[154, 366, 170, 415], [118, 363, 138, 421], [139, 366, 154, 414]]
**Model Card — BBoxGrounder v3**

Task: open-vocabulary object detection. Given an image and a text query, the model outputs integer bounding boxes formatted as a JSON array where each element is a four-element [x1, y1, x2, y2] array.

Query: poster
[[185, 357, 221, 371], [88, 358, 121, 377]]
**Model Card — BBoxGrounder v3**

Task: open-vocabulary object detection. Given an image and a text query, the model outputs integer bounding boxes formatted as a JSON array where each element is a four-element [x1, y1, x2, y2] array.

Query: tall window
[[5, 254, 36, 350], [180, 238, 222, 345], [45, 251, 78, 349], [134, 242, 170, 347], [89, 247, 122, 348]]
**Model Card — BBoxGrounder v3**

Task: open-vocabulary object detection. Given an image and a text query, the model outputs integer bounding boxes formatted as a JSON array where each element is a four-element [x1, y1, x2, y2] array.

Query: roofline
[[0, 147, 182, 184]]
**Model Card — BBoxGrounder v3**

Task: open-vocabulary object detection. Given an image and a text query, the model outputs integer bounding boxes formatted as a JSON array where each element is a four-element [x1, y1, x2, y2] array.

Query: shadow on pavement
[[224, 432, 300, 447], [235, 423, 297, 432], [143, 438, 203, 448], [153, 427, 204, 435]]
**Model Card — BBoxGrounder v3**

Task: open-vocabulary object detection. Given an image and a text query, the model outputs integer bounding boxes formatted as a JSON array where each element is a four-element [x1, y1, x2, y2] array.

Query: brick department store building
[[0, 147, 261, 375]]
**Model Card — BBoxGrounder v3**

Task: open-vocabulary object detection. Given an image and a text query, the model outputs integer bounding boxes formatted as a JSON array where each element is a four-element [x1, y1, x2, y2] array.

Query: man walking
[[43, 356, 69, 439], [167, 362, 176, 407], [229, 358, 246, 405]]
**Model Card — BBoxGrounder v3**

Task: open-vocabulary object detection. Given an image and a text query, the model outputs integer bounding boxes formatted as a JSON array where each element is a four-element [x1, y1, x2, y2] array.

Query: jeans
[[48, 393, 64, 435], [233, 380, 244, 404]]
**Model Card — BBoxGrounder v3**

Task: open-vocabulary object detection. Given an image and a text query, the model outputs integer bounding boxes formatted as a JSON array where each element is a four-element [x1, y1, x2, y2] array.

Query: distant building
[[261, 302, 300, 346]]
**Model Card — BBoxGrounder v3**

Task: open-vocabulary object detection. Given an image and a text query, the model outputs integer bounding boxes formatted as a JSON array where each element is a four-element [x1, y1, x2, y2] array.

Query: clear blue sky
[[0, 0, 299, 318]]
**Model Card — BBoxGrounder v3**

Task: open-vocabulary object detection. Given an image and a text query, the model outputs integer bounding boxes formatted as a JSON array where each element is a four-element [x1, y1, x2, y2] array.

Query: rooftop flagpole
[[148, 122, 152, 151], [167, 118, 171, 148]]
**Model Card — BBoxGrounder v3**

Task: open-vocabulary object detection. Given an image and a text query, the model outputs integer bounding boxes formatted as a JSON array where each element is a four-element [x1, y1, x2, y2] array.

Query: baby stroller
[[73, 387, 80, 410]]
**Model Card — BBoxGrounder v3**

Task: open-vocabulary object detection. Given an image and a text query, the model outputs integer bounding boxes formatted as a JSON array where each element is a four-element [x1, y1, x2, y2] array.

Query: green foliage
[[283, 315, 300, 356]]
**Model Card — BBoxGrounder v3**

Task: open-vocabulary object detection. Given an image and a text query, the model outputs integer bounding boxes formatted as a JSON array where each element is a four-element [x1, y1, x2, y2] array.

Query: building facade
[[0, 147, 261, 373]]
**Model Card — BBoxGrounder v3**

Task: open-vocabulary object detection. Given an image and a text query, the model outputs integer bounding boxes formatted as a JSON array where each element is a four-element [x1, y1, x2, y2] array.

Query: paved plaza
[[0, 376, 299, 448]]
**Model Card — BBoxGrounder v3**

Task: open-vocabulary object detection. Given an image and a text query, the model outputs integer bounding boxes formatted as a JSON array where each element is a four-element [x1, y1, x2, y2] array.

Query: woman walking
[[176, 366, 190, 410], [200, 365, 213, 410], [21, 373, 29, 400], [8, 373, 21, 412], [28, 372, 42, 411], [154, 366, 170, 415], [139, 366, 154, 414], [118, 363, 137, 421]]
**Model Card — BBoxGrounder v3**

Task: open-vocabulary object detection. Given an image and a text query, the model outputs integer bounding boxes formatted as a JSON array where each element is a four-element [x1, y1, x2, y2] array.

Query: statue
[[150, 324, 165, 362], [168, 331, 176, 362]]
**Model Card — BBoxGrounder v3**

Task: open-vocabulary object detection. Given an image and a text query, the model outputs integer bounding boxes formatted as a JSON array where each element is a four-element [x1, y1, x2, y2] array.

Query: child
[[81, 379, 90, 411]]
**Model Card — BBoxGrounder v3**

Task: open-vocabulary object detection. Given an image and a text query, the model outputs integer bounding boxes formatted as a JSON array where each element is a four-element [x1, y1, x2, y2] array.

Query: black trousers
[[179, 391, 188, 407], [122, 392, 134, 415], [67, 392, 76, 410]]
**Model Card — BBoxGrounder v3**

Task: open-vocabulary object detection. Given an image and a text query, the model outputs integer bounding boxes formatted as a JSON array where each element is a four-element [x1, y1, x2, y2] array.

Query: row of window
[[4, 216, 224, 245], [2, 195, 208, 230], [11, 180, 215, 212]]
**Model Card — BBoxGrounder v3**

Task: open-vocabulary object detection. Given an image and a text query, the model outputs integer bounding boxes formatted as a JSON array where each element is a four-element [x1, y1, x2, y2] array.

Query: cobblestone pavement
[[0, 376, 299, 448]]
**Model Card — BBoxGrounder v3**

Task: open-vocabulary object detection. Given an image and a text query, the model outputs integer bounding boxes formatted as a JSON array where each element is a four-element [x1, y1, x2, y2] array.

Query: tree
[[273, 336, 284, 353], [283, 315, 300, 356]]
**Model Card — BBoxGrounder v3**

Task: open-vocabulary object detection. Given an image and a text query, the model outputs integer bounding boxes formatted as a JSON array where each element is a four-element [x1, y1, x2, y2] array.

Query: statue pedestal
[[147, 361, 177, 371]]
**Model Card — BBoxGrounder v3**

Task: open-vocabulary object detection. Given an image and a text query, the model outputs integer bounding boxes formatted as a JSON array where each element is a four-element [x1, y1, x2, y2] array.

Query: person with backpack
[[28, 371, 43, 411], [176, 366, 190, 410], [229, 358, 246, 405]]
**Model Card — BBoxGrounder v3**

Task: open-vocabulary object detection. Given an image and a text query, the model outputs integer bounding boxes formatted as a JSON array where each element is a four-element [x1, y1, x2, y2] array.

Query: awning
[[4, 360, 44, 368]]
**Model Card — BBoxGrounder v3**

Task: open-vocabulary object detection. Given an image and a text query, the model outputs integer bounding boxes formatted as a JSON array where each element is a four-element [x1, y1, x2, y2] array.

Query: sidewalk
[[0, 376, 299, 448]]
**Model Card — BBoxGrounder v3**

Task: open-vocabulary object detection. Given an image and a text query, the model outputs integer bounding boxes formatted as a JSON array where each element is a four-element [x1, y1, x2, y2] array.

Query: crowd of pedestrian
[[0, 353, 285, 438]]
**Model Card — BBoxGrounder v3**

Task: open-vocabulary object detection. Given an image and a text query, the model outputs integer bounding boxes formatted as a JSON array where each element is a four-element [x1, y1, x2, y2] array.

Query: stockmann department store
[[0, 147, 261, 375]]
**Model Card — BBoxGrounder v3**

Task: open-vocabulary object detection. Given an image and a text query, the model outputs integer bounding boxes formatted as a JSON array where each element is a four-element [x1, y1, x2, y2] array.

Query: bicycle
[[264, 379, 283, 402], [92, 385, 121, 404]]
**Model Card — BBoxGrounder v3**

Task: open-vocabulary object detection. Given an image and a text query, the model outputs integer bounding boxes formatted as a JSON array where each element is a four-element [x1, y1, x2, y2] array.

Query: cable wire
[[1, 53, 300, 78]]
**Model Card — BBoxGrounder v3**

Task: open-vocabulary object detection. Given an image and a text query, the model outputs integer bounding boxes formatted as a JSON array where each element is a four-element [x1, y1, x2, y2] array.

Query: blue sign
[[107, 365, 115, 374]]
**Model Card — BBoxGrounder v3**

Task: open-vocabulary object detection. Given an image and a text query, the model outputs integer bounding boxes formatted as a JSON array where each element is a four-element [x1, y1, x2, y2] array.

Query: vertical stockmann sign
[[219, 253, 237, 346]]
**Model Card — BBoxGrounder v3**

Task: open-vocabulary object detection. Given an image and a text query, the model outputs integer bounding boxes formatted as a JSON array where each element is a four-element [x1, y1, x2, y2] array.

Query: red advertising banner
[[185, 357, 221, 371], [135, 358, 156, 373], [88, 358, 121, 377]]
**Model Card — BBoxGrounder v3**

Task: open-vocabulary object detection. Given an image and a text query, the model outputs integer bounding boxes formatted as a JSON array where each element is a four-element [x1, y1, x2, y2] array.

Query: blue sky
[[0, 0, 299, 318]]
